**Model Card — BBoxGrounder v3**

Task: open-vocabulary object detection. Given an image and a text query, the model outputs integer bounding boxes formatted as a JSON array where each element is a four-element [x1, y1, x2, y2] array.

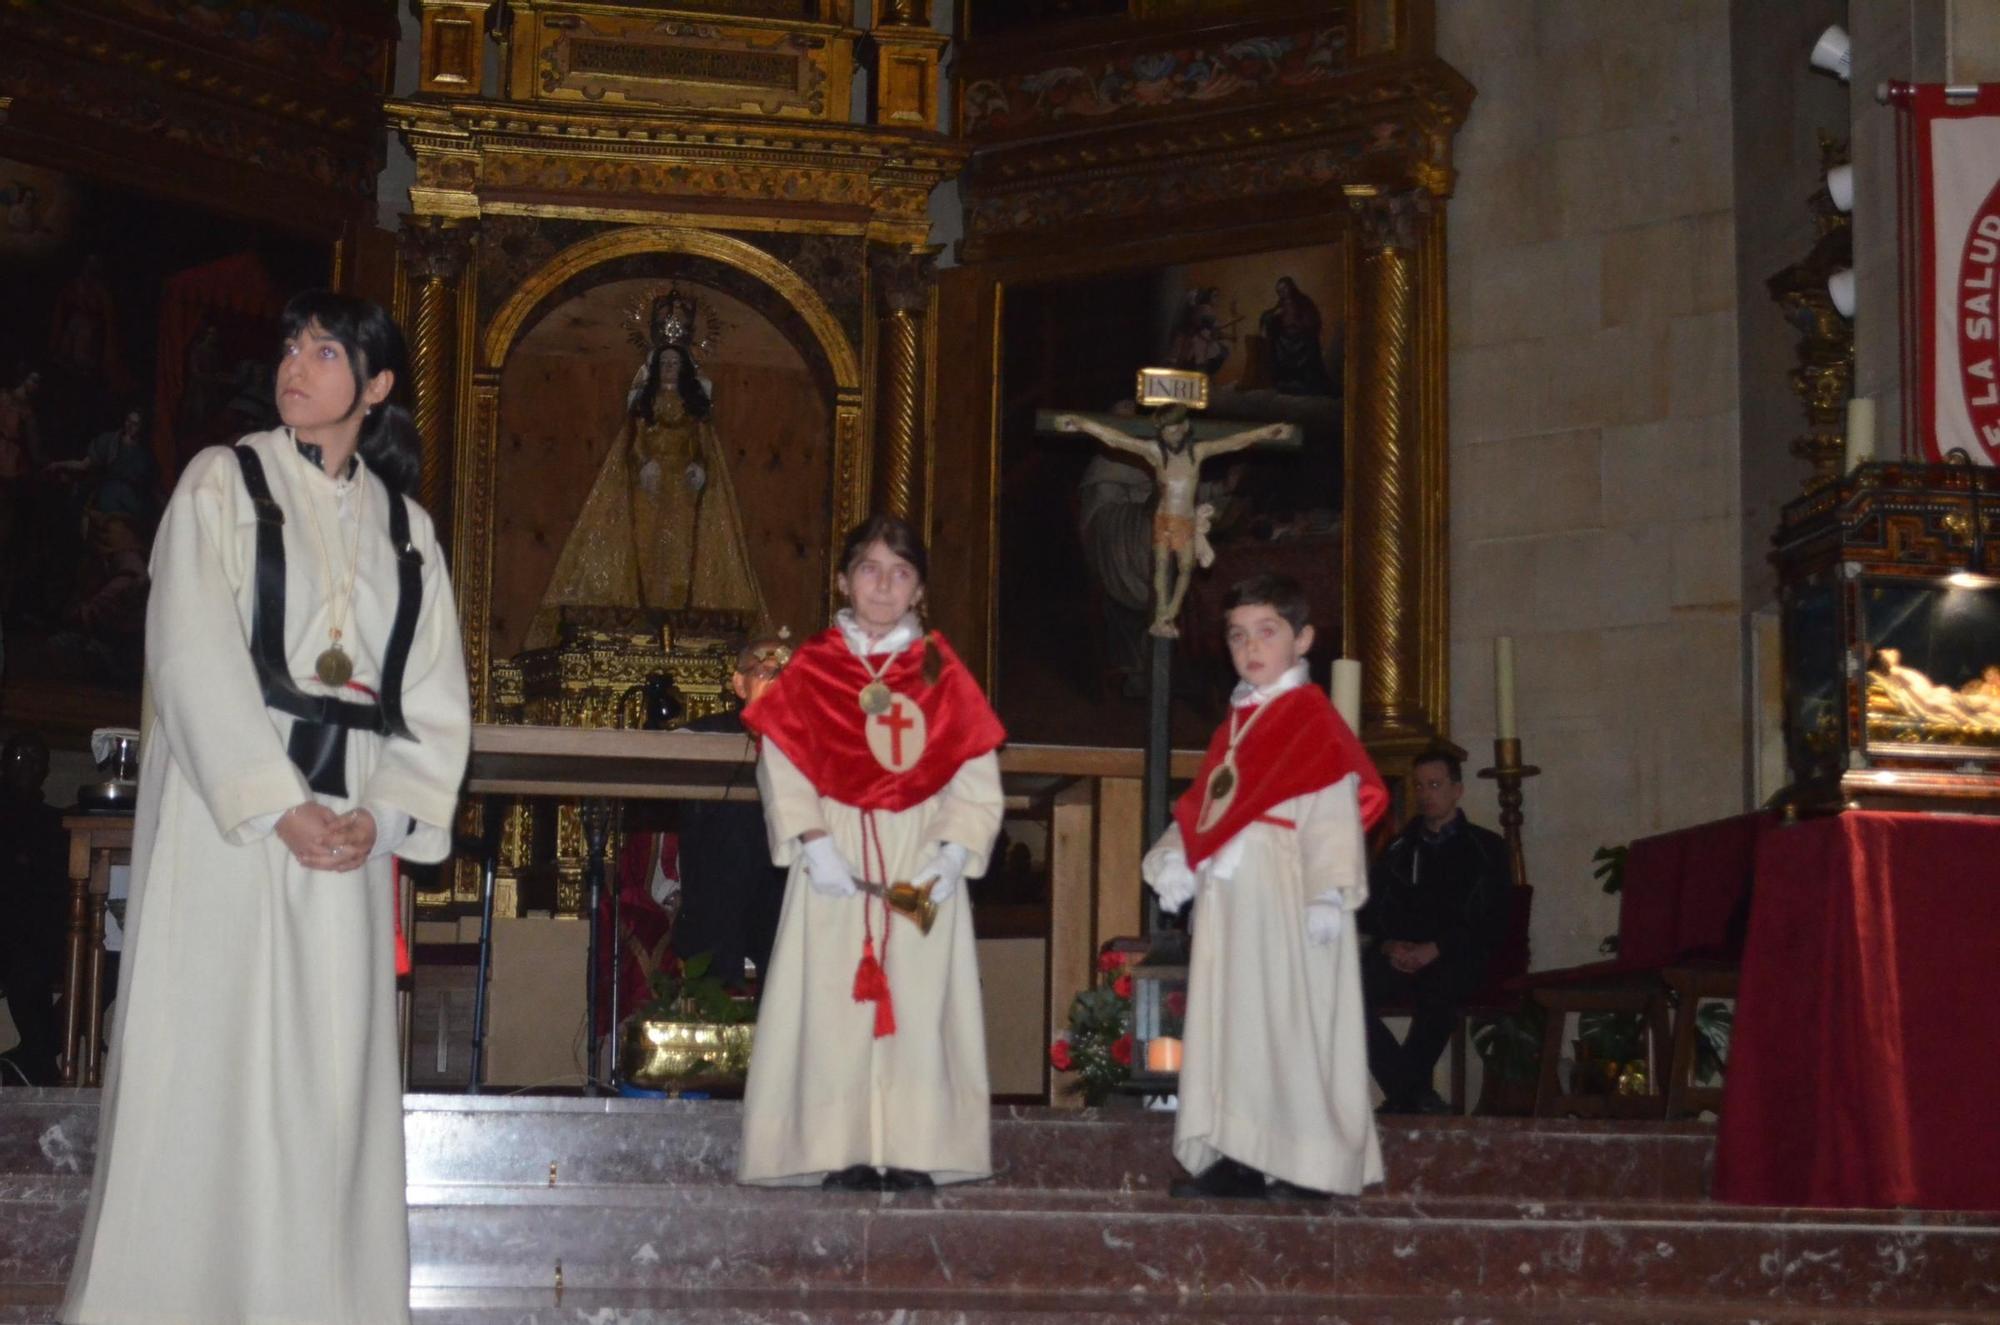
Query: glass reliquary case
[[1774, 461, 2000, 811]]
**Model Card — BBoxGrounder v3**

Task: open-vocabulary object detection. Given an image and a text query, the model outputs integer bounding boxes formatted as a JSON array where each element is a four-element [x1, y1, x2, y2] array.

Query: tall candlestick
[[1845, 396, 1877, 472], [1494, 636, 1517, 739], [1478, 738, 1541, 891], [1331, 658, 1362, 731]]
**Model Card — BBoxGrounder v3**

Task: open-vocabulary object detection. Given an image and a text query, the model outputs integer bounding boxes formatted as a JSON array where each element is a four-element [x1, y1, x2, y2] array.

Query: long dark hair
[[840, 513, 940, 680], [839, 513, 929, 583], [278, 290, 421, 497], [632, 342, 712, 424]]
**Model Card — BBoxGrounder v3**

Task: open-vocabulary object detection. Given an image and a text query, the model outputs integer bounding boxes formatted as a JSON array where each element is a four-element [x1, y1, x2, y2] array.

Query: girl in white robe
[[737, 515, 1005, 1189], [62, 292, 470, 1325]]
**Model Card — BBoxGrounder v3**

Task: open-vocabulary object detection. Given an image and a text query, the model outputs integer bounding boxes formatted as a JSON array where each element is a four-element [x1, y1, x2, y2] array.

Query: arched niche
[[455, 226, 868, 710]]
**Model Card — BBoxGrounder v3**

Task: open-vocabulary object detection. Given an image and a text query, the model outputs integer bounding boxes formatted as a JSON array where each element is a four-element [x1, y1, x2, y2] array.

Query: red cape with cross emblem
[[741, 628, 1006, 812], [1172, 685, 1389, 867]]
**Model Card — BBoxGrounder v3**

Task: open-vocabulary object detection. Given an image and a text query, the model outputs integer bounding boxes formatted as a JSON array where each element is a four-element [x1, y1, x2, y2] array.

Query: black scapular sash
[[231, 443, 422, 798]]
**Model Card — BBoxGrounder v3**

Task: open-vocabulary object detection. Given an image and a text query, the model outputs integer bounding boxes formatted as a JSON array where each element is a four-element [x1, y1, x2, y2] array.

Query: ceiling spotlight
[[1828, 267, 1856, 318], [1828, 163, 1854, 212], [1811, 25, 1852, 82]]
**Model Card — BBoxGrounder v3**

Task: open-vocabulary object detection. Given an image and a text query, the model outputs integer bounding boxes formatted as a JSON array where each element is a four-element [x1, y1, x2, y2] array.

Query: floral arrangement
[[1049, 948, 1185, 1105]]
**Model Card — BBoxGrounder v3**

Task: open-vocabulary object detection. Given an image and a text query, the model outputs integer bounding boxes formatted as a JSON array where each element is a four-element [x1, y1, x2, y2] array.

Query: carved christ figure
[[1053, 405, 1297, 638]]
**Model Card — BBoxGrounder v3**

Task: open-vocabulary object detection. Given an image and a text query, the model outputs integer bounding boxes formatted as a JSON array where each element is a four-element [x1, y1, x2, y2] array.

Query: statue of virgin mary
[[527, 292, 766, 647]]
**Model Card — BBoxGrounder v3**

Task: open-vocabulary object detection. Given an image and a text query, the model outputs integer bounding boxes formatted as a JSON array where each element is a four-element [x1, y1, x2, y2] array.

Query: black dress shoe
[[879, 1168, 936, 1191], [1169, 1157, 1266, 1199], [1374, 1097, 1415, 1118], [1264, 1177, 1333, 1202], [821, 1164, 884, 1191], [1412, 1087, 1455, 1116]]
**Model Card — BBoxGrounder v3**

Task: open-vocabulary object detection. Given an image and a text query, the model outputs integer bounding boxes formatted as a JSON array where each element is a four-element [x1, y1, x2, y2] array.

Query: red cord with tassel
[[851, 813, 895, 1037]]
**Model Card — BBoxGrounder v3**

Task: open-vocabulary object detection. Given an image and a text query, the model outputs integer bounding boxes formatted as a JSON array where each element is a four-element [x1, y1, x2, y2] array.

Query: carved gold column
[[869, 246, 937, 526], [398, 215, 474, 520], [1347, 188, 1434, 747]]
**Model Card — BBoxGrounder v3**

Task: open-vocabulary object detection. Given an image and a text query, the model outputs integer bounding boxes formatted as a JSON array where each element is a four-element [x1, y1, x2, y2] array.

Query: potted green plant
[[1469, 1002, 1544, 1115], [621, 952, 756, 1091]]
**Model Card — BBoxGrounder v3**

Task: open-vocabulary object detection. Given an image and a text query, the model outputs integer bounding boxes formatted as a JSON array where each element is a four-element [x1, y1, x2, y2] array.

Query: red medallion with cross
[[864, 692, 929, 772]]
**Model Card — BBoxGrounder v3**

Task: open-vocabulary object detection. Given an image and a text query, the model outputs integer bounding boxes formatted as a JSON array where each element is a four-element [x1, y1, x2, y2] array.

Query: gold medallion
[[858, 680, 892, 715], [315, 646, 354, 687], [1196, 757, 1238, 833]]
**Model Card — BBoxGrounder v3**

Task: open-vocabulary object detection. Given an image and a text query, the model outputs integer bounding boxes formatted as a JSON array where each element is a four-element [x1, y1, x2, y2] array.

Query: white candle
[[1331, 658, 1362, 731], [1845, 396, 1877, 471], [1494, 636, 1517, 739]]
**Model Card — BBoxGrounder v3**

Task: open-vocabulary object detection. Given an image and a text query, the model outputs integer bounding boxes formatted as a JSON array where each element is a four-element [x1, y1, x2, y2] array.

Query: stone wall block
[[1668, 308, 1740, 418], [1455, 237, 1604, 348], [1669, 514, 1743, 610], [1453, 427, 1603, 541]]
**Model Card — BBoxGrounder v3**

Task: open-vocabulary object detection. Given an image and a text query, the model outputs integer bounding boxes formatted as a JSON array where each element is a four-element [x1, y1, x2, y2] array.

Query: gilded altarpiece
[[391, 0, 961, 908], [937, 0, 1468, 775]]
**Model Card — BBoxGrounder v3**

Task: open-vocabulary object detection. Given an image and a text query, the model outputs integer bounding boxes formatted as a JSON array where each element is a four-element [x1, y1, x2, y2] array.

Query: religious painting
[[490, 275, 834, 663], [0, 154, 328, 707], [995, 241, 1345, 747]]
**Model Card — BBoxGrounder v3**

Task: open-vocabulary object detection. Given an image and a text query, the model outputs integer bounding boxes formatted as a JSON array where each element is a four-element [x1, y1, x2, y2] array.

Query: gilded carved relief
[[963, 21, 1351, 137], [506, 0, 855, 121]]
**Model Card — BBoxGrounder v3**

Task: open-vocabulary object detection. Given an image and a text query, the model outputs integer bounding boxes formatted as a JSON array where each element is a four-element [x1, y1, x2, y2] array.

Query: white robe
[[1143, 773, 1384, 1195], [738, 653, 1003, 1185], [63, 429, 471, 1325]]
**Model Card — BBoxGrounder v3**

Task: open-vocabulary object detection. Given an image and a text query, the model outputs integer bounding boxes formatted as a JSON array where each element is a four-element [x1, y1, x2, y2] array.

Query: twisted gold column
[[868, 246, 937, 527], [876, 309, 923, 520], [1348, 191, 1431, 744], [397, 216, 473, 518]]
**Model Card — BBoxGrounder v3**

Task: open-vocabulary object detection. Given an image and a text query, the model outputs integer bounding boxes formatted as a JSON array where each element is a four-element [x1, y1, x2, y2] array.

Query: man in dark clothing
[[1358, 746, 1510, 1115], [0, 733, 69, 1085], [673, 706, 787, 990]]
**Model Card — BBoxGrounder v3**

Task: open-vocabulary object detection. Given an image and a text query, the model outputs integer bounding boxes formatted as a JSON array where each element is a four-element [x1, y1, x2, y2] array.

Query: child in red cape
[[1144, 572, 1390, 1200], [737, 515, 1006, 1191]]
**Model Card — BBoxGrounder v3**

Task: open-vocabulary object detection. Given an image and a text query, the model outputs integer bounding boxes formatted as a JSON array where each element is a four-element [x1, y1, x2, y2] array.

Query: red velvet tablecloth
[[1713, 811, 2000, 1211], [1616, 811, 1767, 968]]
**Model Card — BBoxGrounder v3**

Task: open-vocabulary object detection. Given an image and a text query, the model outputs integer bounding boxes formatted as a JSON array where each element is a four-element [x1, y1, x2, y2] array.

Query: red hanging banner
[[1894, 82, 2000, 464]]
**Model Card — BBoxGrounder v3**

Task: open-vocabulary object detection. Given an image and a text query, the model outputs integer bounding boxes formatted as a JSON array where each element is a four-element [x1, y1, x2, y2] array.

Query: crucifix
[[1036, 369, 1301, 921]]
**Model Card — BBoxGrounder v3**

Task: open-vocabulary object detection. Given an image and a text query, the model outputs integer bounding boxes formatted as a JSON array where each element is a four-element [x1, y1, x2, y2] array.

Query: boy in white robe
[[1142, 572, 1390, 1199]]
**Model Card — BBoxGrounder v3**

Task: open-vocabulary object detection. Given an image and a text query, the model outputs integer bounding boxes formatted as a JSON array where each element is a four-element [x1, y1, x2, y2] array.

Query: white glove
[[1305, 898, 1344, 946], [684, 460, 707, 493], [638, 458, 663, 495], [801, 835, 857, 899], [913, 842, 970, 905], [1148, 850, 1198, 915]]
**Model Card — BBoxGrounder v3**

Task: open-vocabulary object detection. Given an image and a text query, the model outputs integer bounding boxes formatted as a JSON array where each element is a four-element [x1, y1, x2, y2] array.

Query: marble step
[[0, 1089, 1720, 1202], [2, 1282, 1998, 1325], [7, 1173, 1997, 1316]]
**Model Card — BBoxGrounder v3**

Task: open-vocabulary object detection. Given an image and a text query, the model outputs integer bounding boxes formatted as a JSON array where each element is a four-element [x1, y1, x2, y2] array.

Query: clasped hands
[[1381, 939, 1441, 973], [800, 834, 967, 904], [276, 803, 376, 873]]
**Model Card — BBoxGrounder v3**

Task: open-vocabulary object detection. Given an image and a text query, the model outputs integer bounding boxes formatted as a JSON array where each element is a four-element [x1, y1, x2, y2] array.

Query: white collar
[[1230, 660, 1311, 709], [835, 608, 920, 657]]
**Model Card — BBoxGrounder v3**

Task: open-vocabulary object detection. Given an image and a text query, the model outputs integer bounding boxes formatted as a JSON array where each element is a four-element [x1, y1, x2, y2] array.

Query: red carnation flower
[[1097, 950, 1129, 974], [1111, 1034, 1134, 1066], [1112, 972, 1134, 999], [1165, 990, 1186, 1019], [1049, 1039, 1074, 1072]]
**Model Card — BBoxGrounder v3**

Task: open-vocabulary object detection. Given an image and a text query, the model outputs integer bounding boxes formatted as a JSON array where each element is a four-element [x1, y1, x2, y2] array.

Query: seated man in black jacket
[[1359, 746, 1509, 1115]]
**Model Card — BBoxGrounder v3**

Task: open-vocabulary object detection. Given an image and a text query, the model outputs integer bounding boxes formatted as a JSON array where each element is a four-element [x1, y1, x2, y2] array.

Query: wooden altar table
[[465, 725, 1202, 1100]]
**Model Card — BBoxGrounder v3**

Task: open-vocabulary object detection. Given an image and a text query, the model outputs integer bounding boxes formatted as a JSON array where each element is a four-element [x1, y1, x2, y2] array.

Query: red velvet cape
[[1172, 684, 1388, 866], [741, 627, 1006, 813]]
